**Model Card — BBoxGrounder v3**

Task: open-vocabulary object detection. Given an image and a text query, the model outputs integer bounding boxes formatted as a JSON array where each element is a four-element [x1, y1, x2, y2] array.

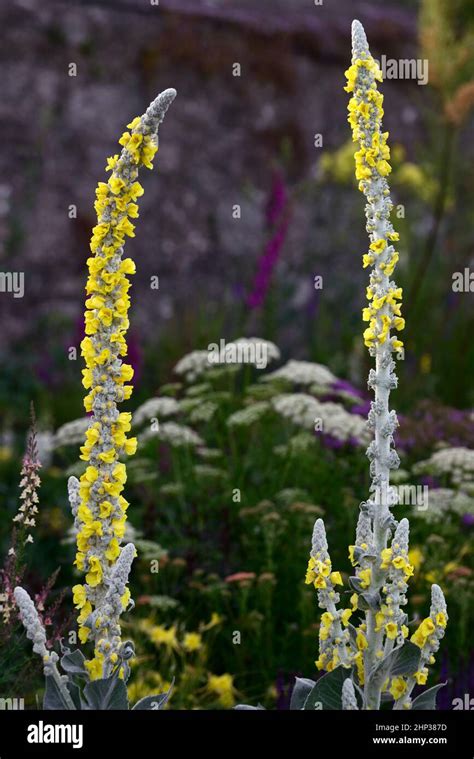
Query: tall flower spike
[[344, 19, 407, 701], [75, 88, 176, 680]]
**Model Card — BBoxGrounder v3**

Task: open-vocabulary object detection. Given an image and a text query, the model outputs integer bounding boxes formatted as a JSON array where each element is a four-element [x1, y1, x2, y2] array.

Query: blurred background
[[0, 0, 473, 709]]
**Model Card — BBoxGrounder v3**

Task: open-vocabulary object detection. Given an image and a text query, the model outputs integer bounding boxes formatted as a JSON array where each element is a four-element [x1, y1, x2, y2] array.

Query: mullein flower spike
[[14, 587, 76, 710], [72, 88, 176, 680], [306, 21, 447, 711]]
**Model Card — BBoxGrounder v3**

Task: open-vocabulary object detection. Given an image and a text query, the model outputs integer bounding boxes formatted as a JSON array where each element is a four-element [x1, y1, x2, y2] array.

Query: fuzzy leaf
[[132, 686, 172, 711], [84, 675, 129, 710], [60, 648, 87, 676], [290, 677, 316, 710], [359, 591, 381, 611], [66, 680, 83, 710], [411, 683, 446, 710], [388, 642, 421, 677], [368, 642, 420, 690], [304, 666, 347, 710], [43, 675, 74, 710], [234, 704, 266, 710], [349, 576, 364, 593]]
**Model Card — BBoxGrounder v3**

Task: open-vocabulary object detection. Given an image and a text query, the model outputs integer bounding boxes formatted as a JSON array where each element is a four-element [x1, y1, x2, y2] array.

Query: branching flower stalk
[[72, 88, 176, 681], [303, 20, 448, 711]]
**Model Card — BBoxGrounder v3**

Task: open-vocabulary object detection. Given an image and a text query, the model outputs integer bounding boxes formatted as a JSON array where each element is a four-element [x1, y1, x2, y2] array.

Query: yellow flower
[[436, 612, 447, 629], [120, 588, 131, 610], [414, 669, 428, 685], [313, 575, 327, 589], [78, 626, 91, 644], [85, 656, 104, 681], [72, 584, 87, 609], [411, 628, 426, 648], [356, 631, 368, 651], [330, 571, 343, 586], [85, 556, 103, 587], [341, 609, 352, 627], [183, 632, 202, 652], [207, 674, 236, 708], [149, 625, 179, 651], [348, 545, 357, 566], [350, 592, 358, 611], [385, 622, 398, 640], [369, 239, 387, 254], [321, 612, 334, 628], [420, 617, 436, 637], [392, 556, 407, 570], [380, 547, 392, 569], [78, 601, 92, 625], [358, 568, 371, 588], [389, 677, 407, 700]]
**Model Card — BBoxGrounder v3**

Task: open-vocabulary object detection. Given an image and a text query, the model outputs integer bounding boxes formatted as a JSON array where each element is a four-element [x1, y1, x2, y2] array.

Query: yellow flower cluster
[[345, 52, 404, 354], [411, 612, 447, 649], [73, 110, 161, 679], [305, 555, 343, 591]]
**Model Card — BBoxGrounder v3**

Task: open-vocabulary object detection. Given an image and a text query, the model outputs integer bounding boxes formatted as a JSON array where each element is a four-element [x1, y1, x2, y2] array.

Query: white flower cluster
[[263, 360, 337, 387], [174, 337, 280, 381], [272, 393, 370, 444], [132, 397, 180, 426], [413, 447, 474, 487], [414, 488, 474, 523], [140, 421, 203, 447], [227, 402, 270, 428], [54, 418, 91, 448], [187, 400, 218, 424]]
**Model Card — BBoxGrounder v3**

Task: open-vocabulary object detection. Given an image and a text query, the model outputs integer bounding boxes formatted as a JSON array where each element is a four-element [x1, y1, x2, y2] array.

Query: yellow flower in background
[[207, 674, 236, 708], [183, 632, 203, 653], [408, 547, 424, 572], [420, 354, 432, 374], [149, 625, 179, 652]]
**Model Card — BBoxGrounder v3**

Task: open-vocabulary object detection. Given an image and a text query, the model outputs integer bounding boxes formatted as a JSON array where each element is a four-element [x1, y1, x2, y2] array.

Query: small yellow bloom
[[72, 584, 87, 609], [385, 622, 398, 640], [183, 632, 202, 652], [369, 239, 387, 254], [330, 571, 343, 586], [358, 568, 371, 589], [356, 631, 368, 651], [389, 677, 407, 700]]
